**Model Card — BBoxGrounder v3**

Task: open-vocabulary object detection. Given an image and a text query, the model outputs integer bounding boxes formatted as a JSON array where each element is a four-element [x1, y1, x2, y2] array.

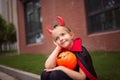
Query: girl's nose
[[59, 37, 63, 42]]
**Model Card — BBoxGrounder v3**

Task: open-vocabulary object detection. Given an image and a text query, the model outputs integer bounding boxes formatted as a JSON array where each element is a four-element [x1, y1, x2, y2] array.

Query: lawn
[[0, 53, 48, 75], [0, 52, 120, 80], [91, 52, 120, 80]]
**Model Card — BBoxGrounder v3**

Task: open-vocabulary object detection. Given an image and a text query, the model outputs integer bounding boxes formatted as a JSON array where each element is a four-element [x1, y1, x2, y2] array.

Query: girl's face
[[52, 27, 74, 49]]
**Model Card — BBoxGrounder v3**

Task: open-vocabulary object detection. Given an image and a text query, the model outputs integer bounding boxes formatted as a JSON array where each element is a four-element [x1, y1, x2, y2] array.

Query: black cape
[[73, 46, 97, 80]]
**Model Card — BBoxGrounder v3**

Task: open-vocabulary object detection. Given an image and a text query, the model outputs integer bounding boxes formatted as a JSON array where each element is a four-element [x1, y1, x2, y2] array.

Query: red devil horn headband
[[56, 16, 65, 26], [47, 16, 65, 34], [47, 27, 52, 34]]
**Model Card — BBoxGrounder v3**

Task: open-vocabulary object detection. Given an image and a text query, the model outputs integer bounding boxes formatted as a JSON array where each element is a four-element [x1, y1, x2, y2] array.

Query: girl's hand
[[45, 66, 64, 72], [53, 40, 59, 46], [53, 41, 62, 50]]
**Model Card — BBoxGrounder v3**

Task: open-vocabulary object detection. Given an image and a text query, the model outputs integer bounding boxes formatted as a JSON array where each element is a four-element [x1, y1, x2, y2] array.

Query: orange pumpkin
[[57, 51, 77, 70]]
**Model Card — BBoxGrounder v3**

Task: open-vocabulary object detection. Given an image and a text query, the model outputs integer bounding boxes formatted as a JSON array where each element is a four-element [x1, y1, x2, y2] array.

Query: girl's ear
[[70, 32, 74, 38]]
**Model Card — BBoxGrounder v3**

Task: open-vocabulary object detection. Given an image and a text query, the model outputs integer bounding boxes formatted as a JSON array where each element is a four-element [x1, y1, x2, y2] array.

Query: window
[[24, 0, 43, 44], [85, 0, 120, 34]]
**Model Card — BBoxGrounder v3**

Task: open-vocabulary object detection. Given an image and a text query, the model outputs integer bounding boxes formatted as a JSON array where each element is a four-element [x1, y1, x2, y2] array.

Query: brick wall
[[17, 0, 120, 54]]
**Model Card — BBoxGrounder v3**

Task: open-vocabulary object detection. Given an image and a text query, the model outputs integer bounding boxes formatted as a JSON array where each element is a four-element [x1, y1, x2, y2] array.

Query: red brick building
[[17, 0, 120, 54]]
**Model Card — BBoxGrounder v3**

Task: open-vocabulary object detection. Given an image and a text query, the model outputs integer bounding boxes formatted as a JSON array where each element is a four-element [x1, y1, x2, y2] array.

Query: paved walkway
[[0, 65, 40, 80], [0, 71, 18, 80]]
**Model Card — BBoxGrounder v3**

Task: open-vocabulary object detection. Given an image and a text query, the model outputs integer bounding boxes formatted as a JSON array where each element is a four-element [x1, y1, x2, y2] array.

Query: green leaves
[[0, 14, 16, 51]]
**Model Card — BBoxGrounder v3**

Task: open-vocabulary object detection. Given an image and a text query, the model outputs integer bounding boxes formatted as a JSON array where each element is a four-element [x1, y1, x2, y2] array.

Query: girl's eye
[[61, 33, 65, 36], [55, 37, 59, 41]]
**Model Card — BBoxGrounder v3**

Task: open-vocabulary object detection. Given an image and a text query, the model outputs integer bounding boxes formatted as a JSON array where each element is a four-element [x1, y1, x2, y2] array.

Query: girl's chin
[[61, 42, 71, 49], [62, 45, 70, 49]]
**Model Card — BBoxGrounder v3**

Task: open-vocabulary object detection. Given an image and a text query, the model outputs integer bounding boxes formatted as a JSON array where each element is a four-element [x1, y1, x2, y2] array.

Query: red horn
[[56, 16, 65, 26], [47, 27, 52, 34]]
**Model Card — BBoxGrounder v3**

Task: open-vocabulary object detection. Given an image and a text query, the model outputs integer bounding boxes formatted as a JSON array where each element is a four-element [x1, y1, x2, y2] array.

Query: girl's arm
[[45, 45, 61, 69], [61, 67, 86, 80]]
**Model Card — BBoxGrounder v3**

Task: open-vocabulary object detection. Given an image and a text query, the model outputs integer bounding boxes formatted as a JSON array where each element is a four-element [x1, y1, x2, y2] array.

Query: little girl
[[41, 16, 97, 80]]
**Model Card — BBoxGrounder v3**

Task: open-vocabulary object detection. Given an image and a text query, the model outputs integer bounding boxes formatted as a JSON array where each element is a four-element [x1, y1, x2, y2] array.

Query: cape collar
[[70, 38, 82, 52]]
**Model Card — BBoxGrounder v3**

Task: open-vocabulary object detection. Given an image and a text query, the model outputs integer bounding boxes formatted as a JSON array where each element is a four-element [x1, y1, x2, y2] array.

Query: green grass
[[91, 52, 120, 80], [0, 52, 120, 80], [0, 54, 47, 74]]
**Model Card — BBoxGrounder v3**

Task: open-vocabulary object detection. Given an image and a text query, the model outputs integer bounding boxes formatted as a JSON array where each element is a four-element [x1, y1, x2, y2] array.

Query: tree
[[4, 23, 16, 44], [0, 15, 6, 51], [0, 14, 16, 52], [7, 23, 16, 43], [3, 22, 16, 50]]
